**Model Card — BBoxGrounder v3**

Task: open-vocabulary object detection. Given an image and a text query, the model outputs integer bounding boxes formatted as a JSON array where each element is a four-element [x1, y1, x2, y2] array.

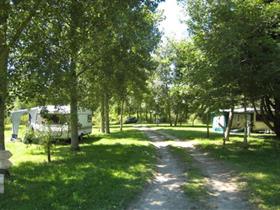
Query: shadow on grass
[[156, 125, 280, 209], [157, 128, 222, 140], [197, 137, 280, 209], [102, 129, 149, 141], [0, 143, 156, 210]]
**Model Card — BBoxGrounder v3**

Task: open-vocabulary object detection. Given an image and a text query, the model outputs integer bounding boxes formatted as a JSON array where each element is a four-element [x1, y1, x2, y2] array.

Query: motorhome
[[212, 108, 272, 133], [11, 105, 92, 140]]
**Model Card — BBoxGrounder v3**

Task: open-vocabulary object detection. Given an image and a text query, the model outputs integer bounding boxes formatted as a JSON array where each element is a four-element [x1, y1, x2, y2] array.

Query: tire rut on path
[[155, 129, 254, 210], [128, 127, 190, 210]]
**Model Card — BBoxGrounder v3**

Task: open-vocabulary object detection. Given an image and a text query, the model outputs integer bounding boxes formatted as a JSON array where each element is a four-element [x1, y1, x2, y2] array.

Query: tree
[[0, 0, 45, 150], [186, 0, 280, 144]]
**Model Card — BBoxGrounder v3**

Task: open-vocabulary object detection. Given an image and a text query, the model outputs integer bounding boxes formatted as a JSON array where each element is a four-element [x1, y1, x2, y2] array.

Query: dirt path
[[129, 126, 253, 210], [128, 127, 189, 210], [155, 129, 253, 210]]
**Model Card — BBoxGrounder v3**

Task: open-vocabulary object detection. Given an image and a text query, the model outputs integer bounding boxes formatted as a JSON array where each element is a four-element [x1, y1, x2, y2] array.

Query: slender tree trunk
[[100, 97, 105, 133], [0, 51, 7, 150], [223, 107, 234, 145], [120, 99, 124, 132], [0, 3, 9, 151], [145, 108, 148, 122], [206, 113, 210, 138], [104, 92, 110, 134], [136, 111, 139, 120], [174, 113, 178, 126], [168, 106, 172, 126], [140, 109, 143, 122], [69, 0, 81, 151], [47, 144, 51, 162], [243, 102, 249, 148], [70, 73, 79, 151], [273, 98, 280, 139]]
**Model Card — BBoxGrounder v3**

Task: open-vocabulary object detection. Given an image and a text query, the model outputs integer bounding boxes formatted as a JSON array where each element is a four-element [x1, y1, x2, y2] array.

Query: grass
[[168, 146, 208, 206], [151, 124, 280, 210], [1, 125, 157, 210]]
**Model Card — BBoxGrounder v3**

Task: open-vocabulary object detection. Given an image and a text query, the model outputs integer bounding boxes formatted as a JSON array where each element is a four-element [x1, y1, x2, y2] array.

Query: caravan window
[[41, 114, 70, 124]]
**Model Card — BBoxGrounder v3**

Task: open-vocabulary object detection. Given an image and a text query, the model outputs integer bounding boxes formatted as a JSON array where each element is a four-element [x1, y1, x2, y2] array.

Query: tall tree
[[0, 0, 44, 150]]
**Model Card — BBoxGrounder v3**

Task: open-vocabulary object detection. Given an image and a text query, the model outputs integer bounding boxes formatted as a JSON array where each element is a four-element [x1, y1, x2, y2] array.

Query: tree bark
[[256, 97, 280, 139], [243, 102, 249, 148], [206, 112, 210, 138], [223, 107, 234, 145], [47, 144, 51, 162], [168, 106, 172, 126], [100, 97, 105, 133], [0, 3, 9, 150], [120, 99, 124, 132], [104, 92, 110, 134], [274, 98, 280, 139], [174, 113, 178, 126], [0, 55, 7, 150], [70, 73, 79, 151]]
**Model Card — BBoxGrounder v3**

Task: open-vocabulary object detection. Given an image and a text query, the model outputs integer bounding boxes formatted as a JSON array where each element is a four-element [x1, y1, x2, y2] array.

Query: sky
[[157, 0, 189, 41]]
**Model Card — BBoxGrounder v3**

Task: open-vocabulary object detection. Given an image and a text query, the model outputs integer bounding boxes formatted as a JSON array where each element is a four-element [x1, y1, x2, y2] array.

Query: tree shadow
[[157, 128, 222, 140], [0, 143, 156, 210], [196, 138, 280, 209]]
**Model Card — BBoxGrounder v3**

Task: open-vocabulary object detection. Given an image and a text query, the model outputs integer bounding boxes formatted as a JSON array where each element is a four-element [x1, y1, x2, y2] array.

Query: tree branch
[[77, 56, 102, 77], [8, 0, 43, 48]]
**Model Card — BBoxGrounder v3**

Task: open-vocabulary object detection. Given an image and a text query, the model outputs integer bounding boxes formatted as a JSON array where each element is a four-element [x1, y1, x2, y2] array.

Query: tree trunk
[[120, 99, 124, 132], [223, 107, 234, 145], [69, 0, 81, 151], [243, 102, 249, 148], [206, 113, 210, 138], [70, 74, 79, 151], [174, 113, 178, 127], [47, 144, 51, 162], [0, 3, 9, 151], [257, 96, 280, 139], [0, 51, 7, 150], [100, 96, 105, 133], [168, 107, 172, 126], [273, 98, 280, 139], [104, 92, 110, 134]]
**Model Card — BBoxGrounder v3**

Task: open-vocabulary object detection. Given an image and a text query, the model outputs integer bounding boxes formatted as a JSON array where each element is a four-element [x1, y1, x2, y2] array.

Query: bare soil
[[128, 127, 253, 210]]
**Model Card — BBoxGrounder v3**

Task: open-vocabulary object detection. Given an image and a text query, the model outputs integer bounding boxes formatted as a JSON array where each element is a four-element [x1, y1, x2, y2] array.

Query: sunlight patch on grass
[[1, 125, 157, 210], [151, 124, 280, 210]]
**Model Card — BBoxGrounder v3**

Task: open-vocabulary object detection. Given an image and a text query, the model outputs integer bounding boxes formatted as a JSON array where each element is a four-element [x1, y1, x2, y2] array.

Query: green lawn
[[1, 125, 156, 210], [152, 124, 280, 210]]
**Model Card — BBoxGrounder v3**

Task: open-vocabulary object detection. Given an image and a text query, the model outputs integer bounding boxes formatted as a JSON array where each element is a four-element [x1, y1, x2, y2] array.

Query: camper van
[[212, 108, 272, 133], [11, 105, 92, 140]]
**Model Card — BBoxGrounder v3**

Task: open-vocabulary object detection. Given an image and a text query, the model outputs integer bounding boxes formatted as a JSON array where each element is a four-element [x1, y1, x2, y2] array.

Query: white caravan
[[11, 105, 92, 140]]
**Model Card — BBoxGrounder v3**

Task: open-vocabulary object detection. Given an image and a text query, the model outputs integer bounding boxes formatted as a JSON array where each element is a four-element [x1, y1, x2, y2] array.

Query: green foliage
[[1, 126, 157, 209], [185, 0, 280, 136], [22, 128, 39, 144]]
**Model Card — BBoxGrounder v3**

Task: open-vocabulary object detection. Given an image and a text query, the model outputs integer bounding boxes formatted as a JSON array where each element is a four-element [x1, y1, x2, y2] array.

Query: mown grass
[[168, 146, 208, 206], [152, 124, 280, 210], [1, 125, 156, 210]]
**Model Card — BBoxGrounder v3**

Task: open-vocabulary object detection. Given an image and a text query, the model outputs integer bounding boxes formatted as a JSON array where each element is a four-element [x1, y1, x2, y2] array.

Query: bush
[[23, 129, 40, 144]]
